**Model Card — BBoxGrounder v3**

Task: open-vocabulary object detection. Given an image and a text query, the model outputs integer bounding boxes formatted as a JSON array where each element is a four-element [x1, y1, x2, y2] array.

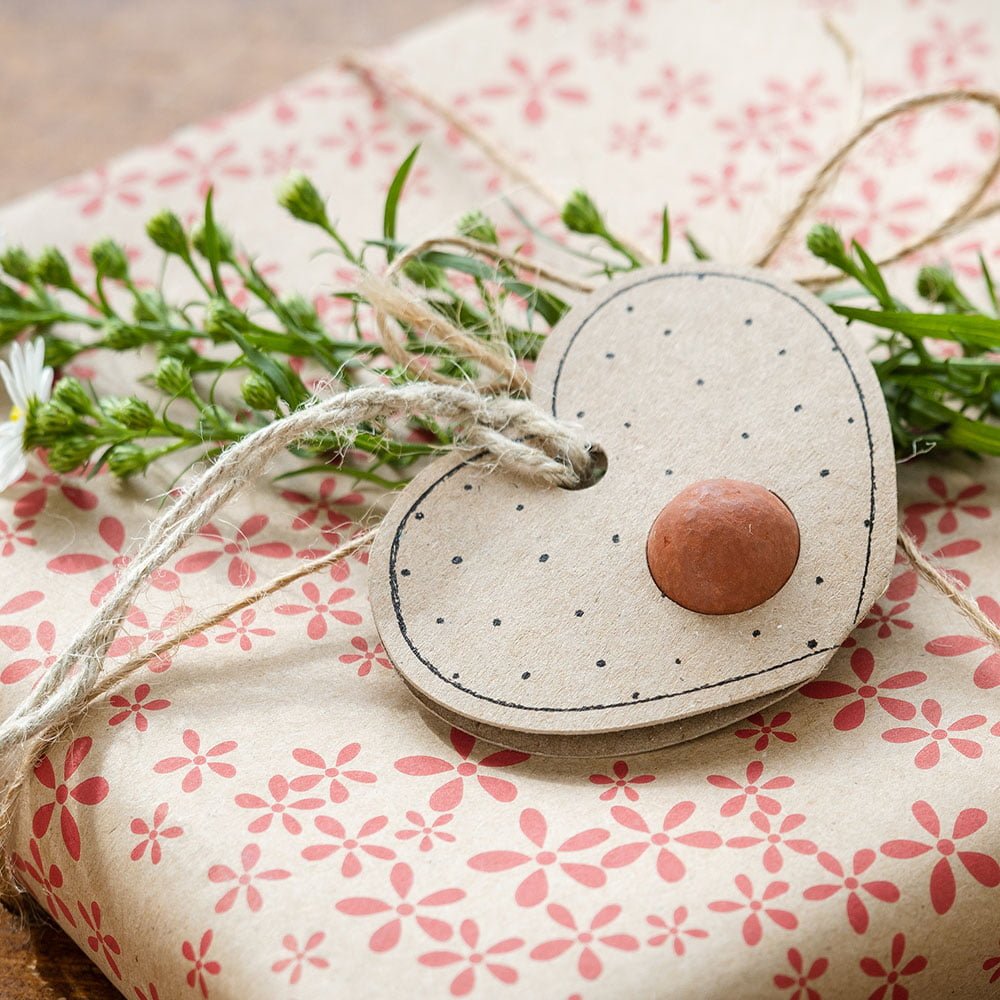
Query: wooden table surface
[[0, 1, 466, 994]]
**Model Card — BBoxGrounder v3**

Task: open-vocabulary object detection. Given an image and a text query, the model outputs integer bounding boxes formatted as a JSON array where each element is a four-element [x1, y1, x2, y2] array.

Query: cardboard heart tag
[[369, 264, 896, 754]]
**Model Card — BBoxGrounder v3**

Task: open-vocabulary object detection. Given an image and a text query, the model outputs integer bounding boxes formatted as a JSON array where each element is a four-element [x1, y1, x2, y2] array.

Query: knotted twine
[[3, 52, 1000, 908]]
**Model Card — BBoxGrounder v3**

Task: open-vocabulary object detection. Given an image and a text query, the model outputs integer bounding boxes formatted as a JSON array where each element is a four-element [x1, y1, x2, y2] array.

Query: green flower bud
[[102, 318, 148, 350], [43, 337, 80, 369], [101, 396, 155, 431], [203, 297, 247, 338], [153, 356, 193, 397], [33, 247, 75, 290], [51, 376, 94, 414], [0, 246, 34, 283], [916, 265, 961, 305], [192, 223, 235, 263], [90, 239, 129, 281], [280, 294, 322, 333], [561, 190, 605, 237], [402, 258, 446, 289], [457, 210, 498, 245], [106, 442, 151, 478], [277, 173, 329, 227], [805, 223, 847, 265], [132, 289, 168, 324], [241, 372, 279, 411], [47, 435, 94, 473], [146, 210, 189, 256], [33, 400, 80, 438]]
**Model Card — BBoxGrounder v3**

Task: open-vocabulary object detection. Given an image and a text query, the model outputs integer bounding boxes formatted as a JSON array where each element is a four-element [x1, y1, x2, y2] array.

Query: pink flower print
[[339, 636, 392, 677], [235, 774, 324, 834], [803, 849, 899, 934], [984, 941, 1000, 985], [910, 18, 990, 84], [591, 24, 644, 64], [726, 812, 817, 873], [690, 162, 762, 211], [482, 57, 587, 124], [108, 605, 206, 673], [860, 932, 927, 1000], [130, 802, 183, 864], [336, 861, 465, 951], [903, 476, 989, 543], [11, 838, 75, 926], [588, 759, 654, 802], [395, 811, 456, 852], [882, 698, 986, 769], [734, 710, 796, 751], [774, 948, 829, 1000], [708, 876, 798, 946], [135, 983, 161, 1000], [765, 74, 838, 127], [32, 737, 110, 861], [468, 808, 608, 906], [47, 516, 180, 605], [507, 0, 571, 31], [183, 930, 221, 997], [13, 471, 97, 517], [0, 515, 36, 556], [529, 904, 638, 980], [108, 683, 170, 732], [924, 597, 1000, 689], [280, 477, 363, 535], [57, 164, 146, 216], [1, 620, 56, 686], [78, 900, 122, 979], [209, 843, 290, 913], [819, 177, 926, 249], [706, 760, 793, 817], [881, 800, 1000, 914], [608, 120, 662, 158], [602, 802, 721, 882], [275, 583, 363, 638], [395, 728, 530, 812], [213, 609, 275, 651], [154, 729, 237, 793], [0, 590, 43, 652], [645, 907, 708, 956], [858, 600, 914, 639], [260, 142, 315, 176], [289, 743, 376, 803], [800, 647, 925, 730], [319, 115, 396, 169], [888, 538, 979, 597], [420, 919, 523, 996], [175, 516, 292, 588], [638, 64, 711, 116], [301, 815, 395, 876], [715, 103, 783, 154], [157, 142, 251, 197], [272, 932, 329, 985]]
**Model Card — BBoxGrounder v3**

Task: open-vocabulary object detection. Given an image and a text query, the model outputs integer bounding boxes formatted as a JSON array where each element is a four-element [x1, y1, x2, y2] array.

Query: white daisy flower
[[0, 339, 53, 492]]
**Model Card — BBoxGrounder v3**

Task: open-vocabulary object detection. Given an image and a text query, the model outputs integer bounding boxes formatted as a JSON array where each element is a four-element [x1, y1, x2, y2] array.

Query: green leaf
[[979, 252, 999, 318], [833, 305, 1000, 351], [229, 328, 305, 408], [659, 207, 671, 264], [201, 188, 225, 294], [851, 240, 893, 309], [685, 232, 712, 261], [383, 146, 420, 262]]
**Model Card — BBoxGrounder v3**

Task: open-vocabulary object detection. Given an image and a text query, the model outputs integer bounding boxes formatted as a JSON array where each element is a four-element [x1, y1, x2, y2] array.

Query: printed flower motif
[[924, 597, 1000, 689], [0, 515, 36, 556], [213, 609, 275, 651], [395, 728, 530, 812], [301, 815, 396, 877], [602, 802, 721, 882], [1, 620, 56, 686], [803, 849, 899, 934], [395, 811, 456, 852], [130, 802, 183, 864], [275, 582, 363, 638], [420, 919, 523, 996], [108, 683, 171, 732], [708, 876, 798, 946], [506, 0, 571, 31], [726, 812, 817, 873], [57, 164, 147, 215], [234, 774, 324, 834], [0, 590, 42, 652], [645, 907, 708, 956], [588, 759, 655, 802], [182, 930, 221, 998], [881, 800, 1000, 914], [11, 838, 75, 926], [705, 760, 794, 816], [608, 120, 663, 158], [529, 904, 638, 980], [858, 601, 914, 639], [468, 807, 608, 906], [0, 340, 53, 492], [280, 477, 363, 535], [271, 932, 329, 985], [903, 476, 990, 543], [47, 516, 180, 606], [289, 743, 376, 803], [482, 57, 587, 123], [637, 64, 711, 116], [766, 74, 838, 126], [12, 470, 97, 518], [800, 647, 925, 730], [175, 516, 292, 588], [336, 861, 465, 951], [591, 24, 644, 64], [859, 932, 927, 1000], [774, 948, 829, 1000], [153, 729, 238, 793], [887, 539, 979, 597], [984, 941, 1000, 985], [819, 176, 926, 248], [882, 698, 986, 769], [690, 162, 763, 211], [319, 115, 397, 169], [208, 843, 291, 913], [734, 711, 796, 751], [135, 983, 161, 1000], [339, 636, 393, 677], [157, 142, 251, 197], [32, 737, 110, 861], [107, 605, 205, 673], [910, 17, 990, 84], [78, 900, 122, 979]]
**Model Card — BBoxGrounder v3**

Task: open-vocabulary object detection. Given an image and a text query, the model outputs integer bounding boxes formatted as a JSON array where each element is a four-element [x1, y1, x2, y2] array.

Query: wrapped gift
[[2, 1, 1000, 997]]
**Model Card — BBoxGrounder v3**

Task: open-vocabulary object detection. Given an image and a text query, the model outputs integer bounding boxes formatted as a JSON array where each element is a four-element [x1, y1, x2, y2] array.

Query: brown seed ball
[[646, 479, 800, 615]]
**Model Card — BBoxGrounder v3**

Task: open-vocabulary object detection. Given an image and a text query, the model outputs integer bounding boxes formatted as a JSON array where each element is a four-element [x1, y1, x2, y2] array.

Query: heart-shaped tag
[[369, 264, 896, 755]]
